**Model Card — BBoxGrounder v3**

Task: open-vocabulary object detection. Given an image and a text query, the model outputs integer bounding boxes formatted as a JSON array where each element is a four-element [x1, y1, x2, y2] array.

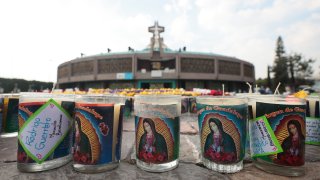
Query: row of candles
[[0, 92, 319, 176], [0, 95, 209, 135]]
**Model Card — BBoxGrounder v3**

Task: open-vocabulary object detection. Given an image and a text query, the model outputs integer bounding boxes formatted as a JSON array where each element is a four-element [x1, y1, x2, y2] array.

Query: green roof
[[80, 48, 234, 60]]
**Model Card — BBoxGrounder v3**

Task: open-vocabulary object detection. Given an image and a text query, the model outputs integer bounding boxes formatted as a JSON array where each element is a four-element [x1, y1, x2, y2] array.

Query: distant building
[[57, 22, 255, 91]]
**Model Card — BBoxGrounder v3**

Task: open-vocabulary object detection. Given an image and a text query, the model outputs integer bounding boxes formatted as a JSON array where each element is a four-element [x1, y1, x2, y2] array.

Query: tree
[[271, 36, 317, 92], [287, 53, 315, 89], [275, 36, 285, 57], [272, 36, 289, 91], [256, 78, 268, 87], [0, 78, 53, 93], [287, 54, 298, 87]]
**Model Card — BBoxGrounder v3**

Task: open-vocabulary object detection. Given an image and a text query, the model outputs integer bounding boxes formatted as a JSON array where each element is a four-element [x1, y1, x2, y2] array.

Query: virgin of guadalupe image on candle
[[275, 119, 305, 166], [73, 115, 101, 165], [136, 118, 175, 163], [203, 118, 237, 163]]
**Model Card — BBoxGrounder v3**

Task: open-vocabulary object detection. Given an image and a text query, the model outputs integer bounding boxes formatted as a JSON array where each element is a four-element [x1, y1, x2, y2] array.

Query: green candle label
[[18, 99, 72, 164], [250, 116, 283, 157]]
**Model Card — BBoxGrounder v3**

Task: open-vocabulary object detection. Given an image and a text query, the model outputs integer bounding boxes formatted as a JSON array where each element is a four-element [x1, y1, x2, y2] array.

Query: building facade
[[57, 22, 255, 92]]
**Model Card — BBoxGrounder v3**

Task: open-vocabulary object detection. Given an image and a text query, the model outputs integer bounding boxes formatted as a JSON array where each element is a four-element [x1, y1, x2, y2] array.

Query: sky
[[0, 0, 319, 83]]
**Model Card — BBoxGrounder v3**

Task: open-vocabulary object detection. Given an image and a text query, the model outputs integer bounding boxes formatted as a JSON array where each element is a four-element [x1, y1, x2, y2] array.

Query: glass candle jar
[[134, 95, 181, 172], [196, 96, 247, 173], [0, 94, 4, 134], [73, 95, 126, 173], [181, 96, 189, 115], [189, 97, 197, 115], [1, 94, 19, 137], [17, 93, 75, 172], [241, 94, 281, 160], [249, 96, 306, 176]]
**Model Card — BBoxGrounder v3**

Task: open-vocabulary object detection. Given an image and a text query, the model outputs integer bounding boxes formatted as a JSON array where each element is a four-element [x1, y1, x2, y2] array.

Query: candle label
[[197, 104, 247, 164], [124, 98, 132, 117], [18, 99, 73, 164], [189, 97, 197, 114], [135, 104, 180, 164], [181, 97, 189, 114], [2, 97, 9, 132], [249, 116, 283, 157], [0, 97, 3, 134], [306, 117, 320, 145], [115, 105, 125, 161], [4, 98, 19, 133], [255, 102, 306, 166], [74, 103, 124, 165]]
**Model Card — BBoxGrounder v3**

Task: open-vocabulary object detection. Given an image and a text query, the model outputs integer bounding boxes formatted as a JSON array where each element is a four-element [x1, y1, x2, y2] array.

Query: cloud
[[0, 0, 319, 82], [164, 0, 193, 13], [163, 0, 198, 49], [282, 12, 320, 77], [167, 15, 197, 47], [194, 0, 320, 78], [0, 0, 152, 81]]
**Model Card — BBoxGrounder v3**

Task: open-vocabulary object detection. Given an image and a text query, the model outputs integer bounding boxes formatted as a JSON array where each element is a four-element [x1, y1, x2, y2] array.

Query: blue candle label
[[135, 104, 180, 164], [181, 98, 189, 114], [254, 102, 306, 166], [18, 99, 72, 164], [250, 116, 283, 157], [306, 117, 320, 145], [74, 103, 124, 165], [197, 104, 247, 164]]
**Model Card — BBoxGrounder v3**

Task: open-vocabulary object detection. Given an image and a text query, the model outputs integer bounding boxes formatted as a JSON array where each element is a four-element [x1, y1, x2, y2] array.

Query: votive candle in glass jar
[[134, 95, 181, 172], [73, 95, 126, 173], [1, 94, 19, 137], [17, 93, 75, 172], [196, 96, 247, 173], [0, 94, 4, 134], [249, 96, 306, 176]]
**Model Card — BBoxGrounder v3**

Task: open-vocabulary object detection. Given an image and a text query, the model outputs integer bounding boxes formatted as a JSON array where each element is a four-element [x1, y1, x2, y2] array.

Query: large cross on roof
[[149, 21, 164, 39]]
